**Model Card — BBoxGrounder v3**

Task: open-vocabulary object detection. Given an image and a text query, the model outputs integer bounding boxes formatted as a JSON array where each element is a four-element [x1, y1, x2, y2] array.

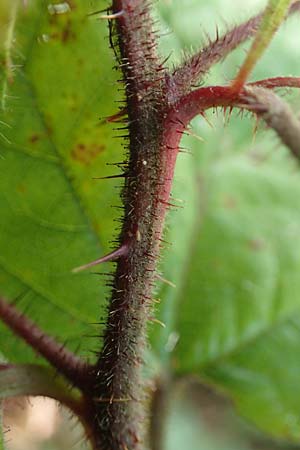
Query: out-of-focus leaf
[[232, 0, 292, 90], [153, 1, 300, 443], [0, 364, 84, 449], [165, 379, 299, 450], [0, 364, 81, 405], [173, 155, 300, 442]]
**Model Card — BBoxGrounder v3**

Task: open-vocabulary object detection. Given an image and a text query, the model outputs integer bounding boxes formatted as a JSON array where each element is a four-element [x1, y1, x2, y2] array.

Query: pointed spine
[[73, 244, 129, 273]]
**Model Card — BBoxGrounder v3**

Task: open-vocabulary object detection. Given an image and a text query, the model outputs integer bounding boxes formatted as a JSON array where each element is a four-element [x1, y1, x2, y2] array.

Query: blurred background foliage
[[0, 0, 300, 449]]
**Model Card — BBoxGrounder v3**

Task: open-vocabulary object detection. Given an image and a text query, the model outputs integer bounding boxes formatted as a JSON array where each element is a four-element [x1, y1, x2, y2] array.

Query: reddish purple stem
[[0, 297, 89, 389]]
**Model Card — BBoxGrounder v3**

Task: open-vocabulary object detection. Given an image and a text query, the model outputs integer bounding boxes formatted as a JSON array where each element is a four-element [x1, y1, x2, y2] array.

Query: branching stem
[[168, 1, 300, 102], [0, 297, 90, 389], [1, 2, 300, 450]]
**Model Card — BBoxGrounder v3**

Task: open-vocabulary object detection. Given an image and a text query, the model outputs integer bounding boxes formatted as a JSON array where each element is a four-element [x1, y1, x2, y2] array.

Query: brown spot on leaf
[[29, 134, 40, 144], [17, 184, 26, 194], [61, 20, 76, 43], [222, 194, 237, 209], [71, 143, 105, 165], [44, 116, 53, 136], [67, 0, 77, 9], [247, 238, 265, 251]]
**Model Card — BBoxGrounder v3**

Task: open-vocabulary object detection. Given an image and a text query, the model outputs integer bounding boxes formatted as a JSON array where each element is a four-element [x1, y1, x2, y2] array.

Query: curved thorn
[[98, 10, 124, 20], [99, 108, 128, 125], [72, 244, 129, 273]]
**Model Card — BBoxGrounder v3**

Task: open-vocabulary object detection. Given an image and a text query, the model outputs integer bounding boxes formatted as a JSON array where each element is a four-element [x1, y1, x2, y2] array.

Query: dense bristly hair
[[1, 2, 300, 450]]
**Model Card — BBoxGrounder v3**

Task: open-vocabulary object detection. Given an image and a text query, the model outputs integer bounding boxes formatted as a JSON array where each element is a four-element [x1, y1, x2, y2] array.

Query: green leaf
[[0, 1, 123, 361], [0, 0, 199, 367], [173, 154, 300, 442]]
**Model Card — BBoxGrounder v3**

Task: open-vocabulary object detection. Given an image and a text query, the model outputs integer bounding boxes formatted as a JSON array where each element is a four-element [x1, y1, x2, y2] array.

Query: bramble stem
[[1, 2, 299, 449], [243, 86, 300, 159], [93, 1, 170, 449], [168, 1, 300, 102], [0, 297, 89, 389], [92, 4, 300, 445]]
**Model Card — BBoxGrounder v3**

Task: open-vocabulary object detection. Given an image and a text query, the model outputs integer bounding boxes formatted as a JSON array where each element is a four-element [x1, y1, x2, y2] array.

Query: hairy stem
[[168, 1, 300, 103], [92, 4, 300, 440], [1, 1, 299, 448], [167, 78, 300, 161], [93, 2, 170, 449]]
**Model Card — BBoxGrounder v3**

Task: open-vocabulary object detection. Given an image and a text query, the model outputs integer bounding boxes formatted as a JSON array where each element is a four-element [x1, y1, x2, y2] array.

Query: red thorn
[[72, 244, 129, 273], [157, 198, 183, 209], [100, 108, 127, 125], [200, 112, 214, 129]]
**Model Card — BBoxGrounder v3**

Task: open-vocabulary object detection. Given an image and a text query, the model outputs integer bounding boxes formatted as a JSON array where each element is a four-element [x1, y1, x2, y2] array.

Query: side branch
[[0, 297, 90, 389], [170, 77, 300, 124], [168, 1, 300, 103], [243, 86, 300, 159], [164, 77, 300, 162]]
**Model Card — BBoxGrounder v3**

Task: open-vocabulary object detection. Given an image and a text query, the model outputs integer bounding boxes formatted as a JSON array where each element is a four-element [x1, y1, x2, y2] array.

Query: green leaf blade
[[0, 1, 122, 362], [173, 155, 300, 442]]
